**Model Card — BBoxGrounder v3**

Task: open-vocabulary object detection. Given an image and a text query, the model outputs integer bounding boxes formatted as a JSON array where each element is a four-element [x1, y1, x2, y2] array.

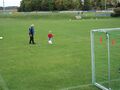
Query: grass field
[[0, 12, 120, 90]]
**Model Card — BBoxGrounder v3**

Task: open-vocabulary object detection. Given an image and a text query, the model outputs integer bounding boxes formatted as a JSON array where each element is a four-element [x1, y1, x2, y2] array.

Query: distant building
[[5, 6, 18, 11], [0, 7, 3, 10], [0, 6, 18, 12]]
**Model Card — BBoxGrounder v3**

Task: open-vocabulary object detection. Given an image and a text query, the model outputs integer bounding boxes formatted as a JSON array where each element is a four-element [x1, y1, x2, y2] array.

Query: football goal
[[91, 28, 120, 90]]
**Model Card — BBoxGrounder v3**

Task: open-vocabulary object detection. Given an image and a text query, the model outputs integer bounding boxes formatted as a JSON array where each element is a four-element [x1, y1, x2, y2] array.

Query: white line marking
[[60, 84, 93, 90], [60, 79, 120, 90]]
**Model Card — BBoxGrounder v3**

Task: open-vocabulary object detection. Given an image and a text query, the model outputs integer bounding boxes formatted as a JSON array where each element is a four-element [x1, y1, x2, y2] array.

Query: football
[[48, 40, 52, 44], [0, 37, 3, 40]]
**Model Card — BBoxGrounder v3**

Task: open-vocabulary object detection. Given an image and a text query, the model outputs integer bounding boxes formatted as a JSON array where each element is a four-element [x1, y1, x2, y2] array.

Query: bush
[[111, 7, 120, 17], [114, 7, 120, 14]]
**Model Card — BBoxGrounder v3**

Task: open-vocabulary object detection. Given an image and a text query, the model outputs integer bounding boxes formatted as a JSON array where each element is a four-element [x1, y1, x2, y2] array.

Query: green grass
[[0, 13, 120, 90]]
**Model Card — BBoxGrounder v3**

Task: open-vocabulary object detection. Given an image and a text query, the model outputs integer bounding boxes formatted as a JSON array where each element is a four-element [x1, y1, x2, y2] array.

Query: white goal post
[[91, 28, 120, 90]]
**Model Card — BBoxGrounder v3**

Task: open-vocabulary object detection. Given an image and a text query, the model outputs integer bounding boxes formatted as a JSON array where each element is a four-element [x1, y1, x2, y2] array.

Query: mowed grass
[[0, 13, 120, 90]]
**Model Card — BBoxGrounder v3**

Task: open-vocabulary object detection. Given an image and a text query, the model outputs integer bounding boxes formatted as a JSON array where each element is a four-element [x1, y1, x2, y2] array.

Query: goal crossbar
[[92, 28, 120, 33]]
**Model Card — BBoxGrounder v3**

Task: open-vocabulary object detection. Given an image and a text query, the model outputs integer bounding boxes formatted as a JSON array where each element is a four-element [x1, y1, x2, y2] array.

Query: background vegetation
[[18, 0, 120, 11]]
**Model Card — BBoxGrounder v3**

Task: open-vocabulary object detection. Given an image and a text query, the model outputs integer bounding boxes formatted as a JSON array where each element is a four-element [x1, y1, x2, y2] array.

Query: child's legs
[[48, 38, 52, 41]]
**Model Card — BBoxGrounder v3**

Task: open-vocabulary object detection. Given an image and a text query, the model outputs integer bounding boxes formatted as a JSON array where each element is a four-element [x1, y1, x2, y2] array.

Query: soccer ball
[[0, 37, 3, 40], [48, 40, 52, 44]]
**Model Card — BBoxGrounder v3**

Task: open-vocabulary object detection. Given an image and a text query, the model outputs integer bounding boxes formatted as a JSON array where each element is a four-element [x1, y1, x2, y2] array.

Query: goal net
[[91, 28, 120, 90]]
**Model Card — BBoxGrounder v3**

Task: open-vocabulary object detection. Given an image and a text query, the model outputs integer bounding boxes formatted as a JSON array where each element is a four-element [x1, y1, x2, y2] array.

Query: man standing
[[29, 24, 35, 44]]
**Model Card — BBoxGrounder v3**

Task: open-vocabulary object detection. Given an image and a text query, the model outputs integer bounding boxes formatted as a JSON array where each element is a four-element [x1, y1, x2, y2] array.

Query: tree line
[[18, 0, 118, 12]]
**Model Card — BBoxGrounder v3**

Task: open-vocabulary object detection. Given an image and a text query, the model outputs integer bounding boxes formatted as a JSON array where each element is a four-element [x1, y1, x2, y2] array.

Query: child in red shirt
[[48, 31, 53, 44]]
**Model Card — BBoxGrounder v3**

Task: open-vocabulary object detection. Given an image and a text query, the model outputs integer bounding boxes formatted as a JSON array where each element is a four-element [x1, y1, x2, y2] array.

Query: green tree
[[83, 0, 91, 10], [31, 0, 42, 11], [48, 0, 54, 11], [18, 0, 92, 11], [54, 0, 64, 10], [63, 0, 72, 10], [72, 0, 83, 10]]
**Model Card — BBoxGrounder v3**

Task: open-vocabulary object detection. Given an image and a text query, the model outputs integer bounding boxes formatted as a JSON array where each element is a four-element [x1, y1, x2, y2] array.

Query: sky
[[0, 0, 22, 7]]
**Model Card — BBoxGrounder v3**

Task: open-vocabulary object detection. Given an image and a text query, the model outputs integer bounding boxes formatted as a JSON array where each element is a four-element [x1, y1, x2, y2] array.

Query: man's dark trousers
[[29, 35, 35, 44]]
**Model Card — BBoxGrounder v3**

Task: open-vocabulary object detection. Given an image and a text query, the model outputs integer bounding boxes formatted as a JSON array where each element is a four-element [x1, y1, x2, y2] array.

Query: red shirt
[[48, 33, 53, 38]]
